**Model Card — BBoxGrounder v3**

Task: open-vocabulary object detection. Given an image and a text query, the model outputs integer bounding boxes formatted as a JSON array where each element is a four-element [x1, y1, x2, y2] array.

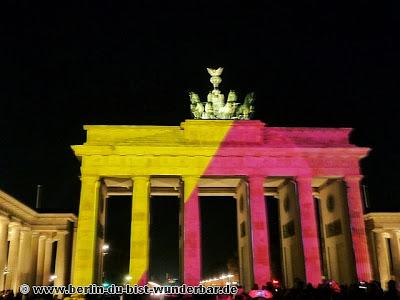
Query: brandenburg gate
[[71, 69, 372, 289]]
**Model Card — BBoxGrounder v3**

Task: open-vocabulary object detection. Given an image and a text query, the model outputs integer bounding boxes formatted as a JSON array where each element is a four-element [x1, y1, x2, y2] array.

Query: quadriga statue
[[189, 92, 204, 119], [189, 67, 255, 120], [220, 90, 239, 119], [236, 92, 255, 120]]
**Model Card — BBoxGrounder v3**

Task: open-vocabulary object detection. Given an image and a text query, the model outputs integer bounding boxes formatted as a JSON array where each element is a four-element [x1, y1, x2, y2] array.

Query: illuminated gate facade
[[71, 120, 372, 289]]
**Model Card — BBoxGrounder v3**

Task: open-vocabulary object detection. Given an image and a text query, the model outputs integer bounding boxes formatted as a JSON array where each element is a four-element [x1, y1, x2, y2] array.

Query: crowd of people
[[1, 280, 399, 300], [231, 280, 400, 300]]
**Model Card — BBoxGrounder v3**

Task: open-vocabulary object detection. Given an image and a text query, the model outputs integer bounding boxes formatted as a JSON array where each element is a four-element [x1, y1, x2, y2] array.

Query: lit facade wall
[[278, 180, 305, 287], [318, 180, 356, 284], [72, 120, 373, 289]]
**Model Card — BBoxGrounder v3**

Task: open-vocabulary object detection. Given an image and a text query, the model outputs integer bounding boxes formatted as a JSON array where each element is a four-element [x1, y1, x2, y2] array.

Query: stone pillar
[[15, 227, 32, 290], [235, 180, 253, 291], [390, 231, 400, 280], [30, 232, 39, 286], [344, 175, 372, 281], [182, 176, 201, 285], [72, 176, 100, 286], [43, 237, 53, 285], [374, 232, 391, 285], [5, 221, 21, 290], [36, 235, 46, 285], [55, 231, 68, 287], [248, 176, 271, 286], [296, 176, 322, 286], [0, 215, 9, 291], [129, 176, 150, 285]]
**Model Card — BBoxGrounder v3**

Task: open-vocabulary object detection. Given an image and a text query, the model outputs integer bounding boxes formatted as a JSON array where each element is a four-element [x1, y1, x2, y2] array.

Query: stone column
[[390, 231, 400, 280], [248, 176, 271, 286], [374, 231, 391, 284], [72, 176, 100, 286], [55, 231, 68, 287], [43, 237, 53, 285], [5, 221, 21, 291], [30, 232, 39, 286], [344, 175, 372, 281], [15, 227, 32, 290], [36, 235, 46, 285], [0, 215, 10, 291], [129, 176, 150, 285], [182, 176, 201, 285], [296, 176, 322, 286]]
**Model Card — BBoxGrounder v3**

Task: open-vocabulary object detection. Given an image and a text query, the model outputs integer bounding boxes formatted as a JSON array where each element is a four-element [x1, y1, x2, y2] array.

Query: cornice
[[0, 189, 77, 226]]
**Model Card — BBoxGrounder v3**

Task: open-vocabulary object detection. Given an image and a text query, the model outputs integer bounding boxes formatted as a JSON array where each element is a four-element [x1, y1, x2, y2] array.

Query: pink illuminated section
[[180, 120, 370, 287], [137, 272, 148, 286], [248, 176, 272, 286], [183, 185, 202, 285], [296, 177, 322, 286], [203, 122, 273, 284], [345, 176, 372, 282]]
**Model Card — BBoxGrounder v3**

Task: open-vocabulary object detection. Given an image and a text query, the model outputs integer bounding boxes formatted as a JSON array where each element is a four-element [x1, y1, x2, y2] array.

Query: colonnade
[[73, 174, 373, 289], [372, 230, 400, 284], [365, 213, 400, 286], [0, 216, 70, 293]]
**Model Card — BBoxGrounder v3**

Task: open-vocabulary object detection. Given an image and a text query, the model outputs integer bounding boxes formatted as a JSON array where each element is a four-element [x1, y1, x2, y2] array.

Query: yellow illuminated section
[[72, 176, 100, 286], [71, 120, 234, 285], [129, 176, 150, 285]]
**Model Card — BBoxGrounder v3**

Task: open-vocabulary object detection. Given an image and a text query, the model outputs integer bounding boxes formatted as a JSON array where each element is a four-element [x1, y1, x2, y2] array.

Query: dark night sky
[[1, 0, 400, 281]]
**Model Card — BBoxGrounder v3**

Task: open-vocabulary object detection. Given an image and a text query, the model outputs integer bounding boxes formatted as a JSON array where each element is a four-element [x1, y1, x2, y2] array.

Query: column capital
[[20, 226, 31, 232], [247, 175, 266, 182], [0, 214, 10, 223], [39, 234, 48, 240], [181, 176, 200, 189], [372, 228, 386, 234], [131, 175, 150, 181], [181, 175, 200, 180], [8, 221, 21, 228], [295, 176, 313, 182], [55, 231, 69, 239], [344, 175, 363, 183], [80, 175, 100, 184]]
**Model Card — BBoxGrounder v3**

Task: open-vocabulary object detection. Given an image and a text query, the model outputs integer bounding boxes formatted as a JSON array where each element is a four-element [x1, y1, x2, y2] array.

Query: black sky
[[1, 1, 400, 278]]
